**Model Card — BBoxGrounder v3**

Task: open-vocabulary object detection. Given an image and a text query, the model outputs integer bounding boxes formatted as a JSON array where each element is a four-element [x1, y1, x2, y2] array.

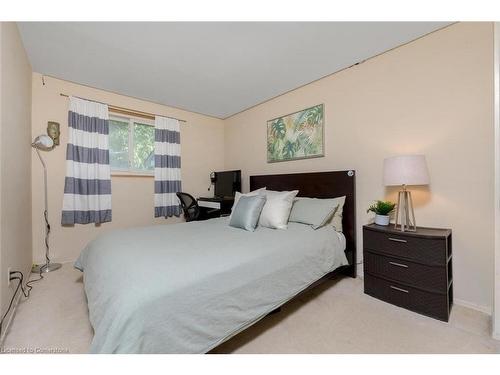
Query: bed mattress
[[75, 217, 348, 353]]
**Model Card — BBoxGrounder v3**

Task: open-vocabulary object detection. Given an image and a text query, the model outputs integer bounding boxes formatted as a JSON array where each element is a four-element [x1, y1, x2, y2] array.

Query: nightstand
[[363, 224, 453, 321]]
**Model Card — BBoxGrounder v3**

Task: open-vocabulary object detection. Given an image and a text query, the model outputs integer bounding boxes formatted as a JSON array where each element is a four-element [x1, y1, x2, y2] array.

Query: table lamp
[[383, 155, 430, 232]]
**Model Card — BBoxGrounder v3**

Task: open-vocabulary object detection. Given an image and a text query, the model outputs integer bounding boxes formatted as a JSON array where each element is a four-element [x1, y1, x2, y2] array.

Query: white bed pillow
[[258, 190, 299, 230], [230, 187, 266, 219]]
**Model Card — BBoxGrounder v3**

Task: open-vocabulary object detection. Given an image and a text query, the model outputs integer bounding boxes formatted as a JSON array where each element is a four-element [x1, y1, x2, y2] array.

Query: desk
[[197, 197, 234, 220]]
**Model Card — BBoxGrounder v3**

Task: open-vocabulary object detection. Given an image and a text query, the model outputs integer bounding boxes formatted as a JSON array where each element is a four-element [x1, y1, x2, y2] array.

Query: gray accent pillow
[[325, 196, 346, 232], [229, 187, 266, 220], [289, 197, 340, 230], [229, 195, 267, 232]]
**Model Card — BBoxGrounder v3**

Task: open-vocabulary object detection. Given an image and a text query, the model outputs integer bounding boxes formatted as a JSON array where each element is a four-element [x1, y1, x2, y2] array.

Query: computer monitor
[[214, 170, 241, 198]]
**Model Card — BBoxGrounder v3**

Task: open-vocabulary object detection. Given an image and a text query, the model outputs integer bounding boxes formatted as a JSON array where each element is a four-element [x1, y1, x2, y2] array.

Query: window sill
[[111, 171, 154, 178]]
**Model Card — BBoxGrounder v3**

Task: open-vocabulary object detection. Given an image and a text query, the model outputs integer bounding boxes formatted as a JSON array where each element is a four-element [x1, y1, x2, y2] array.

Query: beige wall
[[224, 23, 495, 312], [31, 74, 225, 264], [23, 22, 499, 315], [0, 22, 32, 335]]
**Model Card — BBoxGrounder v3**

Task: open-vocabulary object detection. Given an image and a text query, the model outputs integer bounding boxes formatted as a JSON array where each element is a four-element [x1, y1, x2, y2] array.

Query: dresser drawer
[[364, 251, 447, 293], [364, 273, 450, 321], [363, 229, 447, 265]]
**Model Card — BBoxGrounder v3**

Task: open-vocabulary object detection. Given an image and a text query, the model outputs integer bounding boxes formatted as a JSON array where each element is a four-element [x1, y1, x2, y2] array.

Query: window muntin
[[109, 116, 155, 174]]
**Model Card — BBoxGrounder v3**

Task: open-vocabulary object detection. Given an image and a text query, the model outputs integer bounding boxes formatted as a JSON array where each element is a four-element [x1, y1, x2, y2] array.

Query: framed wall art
[[267, 104, 324, 163]]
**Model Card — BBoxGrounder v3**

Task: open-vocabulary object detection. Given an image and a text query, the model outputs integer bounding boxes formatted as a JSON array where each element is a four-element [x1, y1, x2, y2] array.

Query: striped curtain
[[154, 116, 182, 218], [62, 97, 112, 225]]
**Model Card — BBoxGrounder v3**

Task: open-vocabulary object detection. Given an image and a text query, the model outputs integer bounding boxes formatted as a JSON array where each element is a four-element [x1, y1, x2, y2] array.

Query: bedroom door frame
[[493, 22, 500, 340]]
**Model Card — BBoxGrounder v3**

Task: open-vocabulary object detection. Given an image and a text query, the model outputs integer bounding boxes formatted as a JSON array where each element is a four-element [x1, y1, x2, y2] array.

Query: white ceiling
[[18, 22, 450, 119]]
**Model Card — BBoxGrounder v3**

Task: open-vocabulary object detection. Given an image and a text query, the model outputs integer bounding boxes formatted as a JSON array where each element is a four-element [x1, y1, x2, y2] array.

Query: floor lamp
[[32, 135, 62, 273], [383, 155, 430, 232]]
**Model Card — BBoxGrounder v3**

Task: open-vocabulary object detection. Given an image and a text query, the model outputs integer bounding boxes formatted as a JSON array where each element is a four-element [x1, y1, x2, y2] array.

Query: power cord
[[1, 205, 51, 338], [0, 266, 45, 338], [10, 268, 44, 298], [0, 275, 22, 338]]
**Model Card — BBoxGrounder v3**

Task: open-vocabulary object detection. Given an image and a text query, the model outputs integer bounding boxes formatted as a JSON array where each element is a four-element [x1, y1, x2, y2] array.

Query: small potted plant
[[367, 200, 396, 226]]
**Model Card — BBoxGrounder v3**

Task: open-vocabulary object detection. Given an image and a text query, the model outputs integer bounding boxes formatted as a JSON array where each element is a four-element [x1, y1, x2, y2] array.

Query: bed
[[75, 170, 357, 353]]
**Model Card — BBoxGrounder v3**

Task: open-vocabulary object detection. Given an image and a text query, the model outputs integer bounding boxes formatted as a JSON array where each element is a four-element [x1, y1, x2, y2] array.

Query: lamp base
[[32, 262, 62, 274], [394, 188, 416, 232]]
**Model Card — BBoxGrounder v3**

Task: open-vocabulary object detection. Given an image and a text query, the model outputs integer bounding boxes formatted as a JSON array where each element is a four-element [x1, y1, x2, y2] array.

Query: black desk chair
[[176, 192, 200, 222]]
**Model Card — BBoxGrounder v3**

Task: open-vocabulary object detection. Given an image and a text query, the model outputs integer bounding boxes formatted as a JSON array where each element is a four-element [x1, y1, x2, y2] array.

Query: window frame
[[109, 114, 155, 177]]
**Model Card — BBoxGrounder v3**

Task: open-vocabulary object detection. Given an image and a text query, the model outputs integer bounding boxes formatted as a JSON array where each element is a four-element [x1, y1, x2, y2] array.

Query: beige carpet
[[1, 263, 499, 354]]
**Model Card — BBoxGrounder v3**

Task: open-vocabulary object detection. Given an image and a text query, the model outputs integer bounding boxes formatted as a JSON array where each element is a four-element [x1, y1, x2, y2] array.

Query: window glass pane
[[109, 119, 129, 170], [132, 122, 155, 171]]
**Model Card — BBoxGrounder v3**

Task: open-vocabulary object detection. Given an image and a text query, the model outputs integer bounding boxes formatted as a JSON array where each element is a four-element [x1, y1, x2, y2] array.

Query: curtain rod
[[59, 93, 187, 123]]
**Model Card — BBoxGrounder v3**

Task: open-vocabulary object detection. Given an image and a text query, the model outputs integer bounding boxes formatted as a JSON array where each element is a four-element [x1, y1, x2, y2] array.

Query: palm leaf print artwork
[[267, 104, 324, 162]]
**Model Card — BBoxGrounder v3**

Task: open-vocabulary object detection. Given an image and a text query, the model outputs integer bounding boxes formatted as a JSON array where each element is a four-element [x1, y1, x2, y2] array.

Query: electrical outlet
[[7, 267, 12, 286]]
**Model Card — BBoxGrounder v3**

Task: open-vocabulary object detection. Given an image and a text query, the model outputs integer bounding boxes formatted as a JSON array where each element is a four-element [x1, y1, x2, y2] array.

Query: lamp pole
[[32, 138, 61, 273]]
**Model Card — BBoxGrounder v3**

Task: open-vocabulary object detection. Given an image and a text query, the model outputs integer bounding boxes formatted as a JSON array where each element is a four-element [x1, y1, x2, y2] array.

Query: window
[[109, 116, 155, 174]]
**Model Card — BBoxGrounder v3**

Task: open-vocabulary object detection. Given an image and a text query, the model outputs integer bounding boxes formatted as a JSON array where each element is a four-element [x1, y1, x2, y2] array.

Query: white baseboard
[[493, 330, 500, 340], [0, 289, 23, 346], [0, 264, 39, 346], [32, 259, 73, 266], [454, 298, 492, 316]]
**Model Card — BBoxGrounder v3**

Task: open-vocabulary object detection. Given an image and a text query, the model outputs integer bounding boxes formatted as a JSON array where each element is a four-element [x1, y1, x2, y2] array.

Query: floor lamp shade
[[32, 134, 54, 151], [383, 155, 430, 231]]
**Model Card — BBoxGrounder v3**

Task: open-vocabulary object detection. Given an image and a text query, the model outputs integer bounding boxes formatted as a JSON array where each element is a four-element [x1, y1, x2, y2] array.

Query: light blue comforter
[[75, 218, 348, 353]]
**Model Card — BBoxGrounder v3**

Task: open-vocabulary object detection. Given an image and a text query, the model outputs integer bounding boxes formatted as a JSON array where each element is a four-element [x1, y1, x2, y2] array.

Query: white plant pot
[[375, 214, 390, 226]]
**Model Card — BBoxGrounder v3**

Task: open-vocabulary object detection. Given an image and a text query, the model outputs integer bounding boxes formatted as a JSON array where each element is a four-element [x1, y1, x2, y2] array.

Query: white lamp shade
[[32, 135, 54, 151], [383, 155, 430, 186]]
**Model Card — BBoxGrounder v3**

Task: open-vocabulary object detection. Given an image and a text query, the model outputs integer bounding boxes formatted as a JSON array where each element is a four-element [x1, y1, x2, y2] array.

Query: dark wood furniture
[[363, 224, 452, 321], [197, 197, 234, 220], [250, 170, 356, 278]]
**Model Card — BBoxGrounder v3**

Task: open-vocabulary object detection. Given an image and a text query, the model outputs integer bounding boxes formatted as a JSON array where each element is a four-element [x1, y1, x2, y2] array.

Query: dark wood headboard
[[250, 170, 356, 276]]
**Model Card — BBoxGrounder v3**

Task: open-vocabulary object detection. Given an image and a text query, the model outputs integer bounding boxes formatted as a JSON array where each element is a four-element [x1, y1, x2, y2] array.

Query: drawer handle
[[389, 261, 408, 268], [390, 285, 409, 293], [388, 237, 407, 243]]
